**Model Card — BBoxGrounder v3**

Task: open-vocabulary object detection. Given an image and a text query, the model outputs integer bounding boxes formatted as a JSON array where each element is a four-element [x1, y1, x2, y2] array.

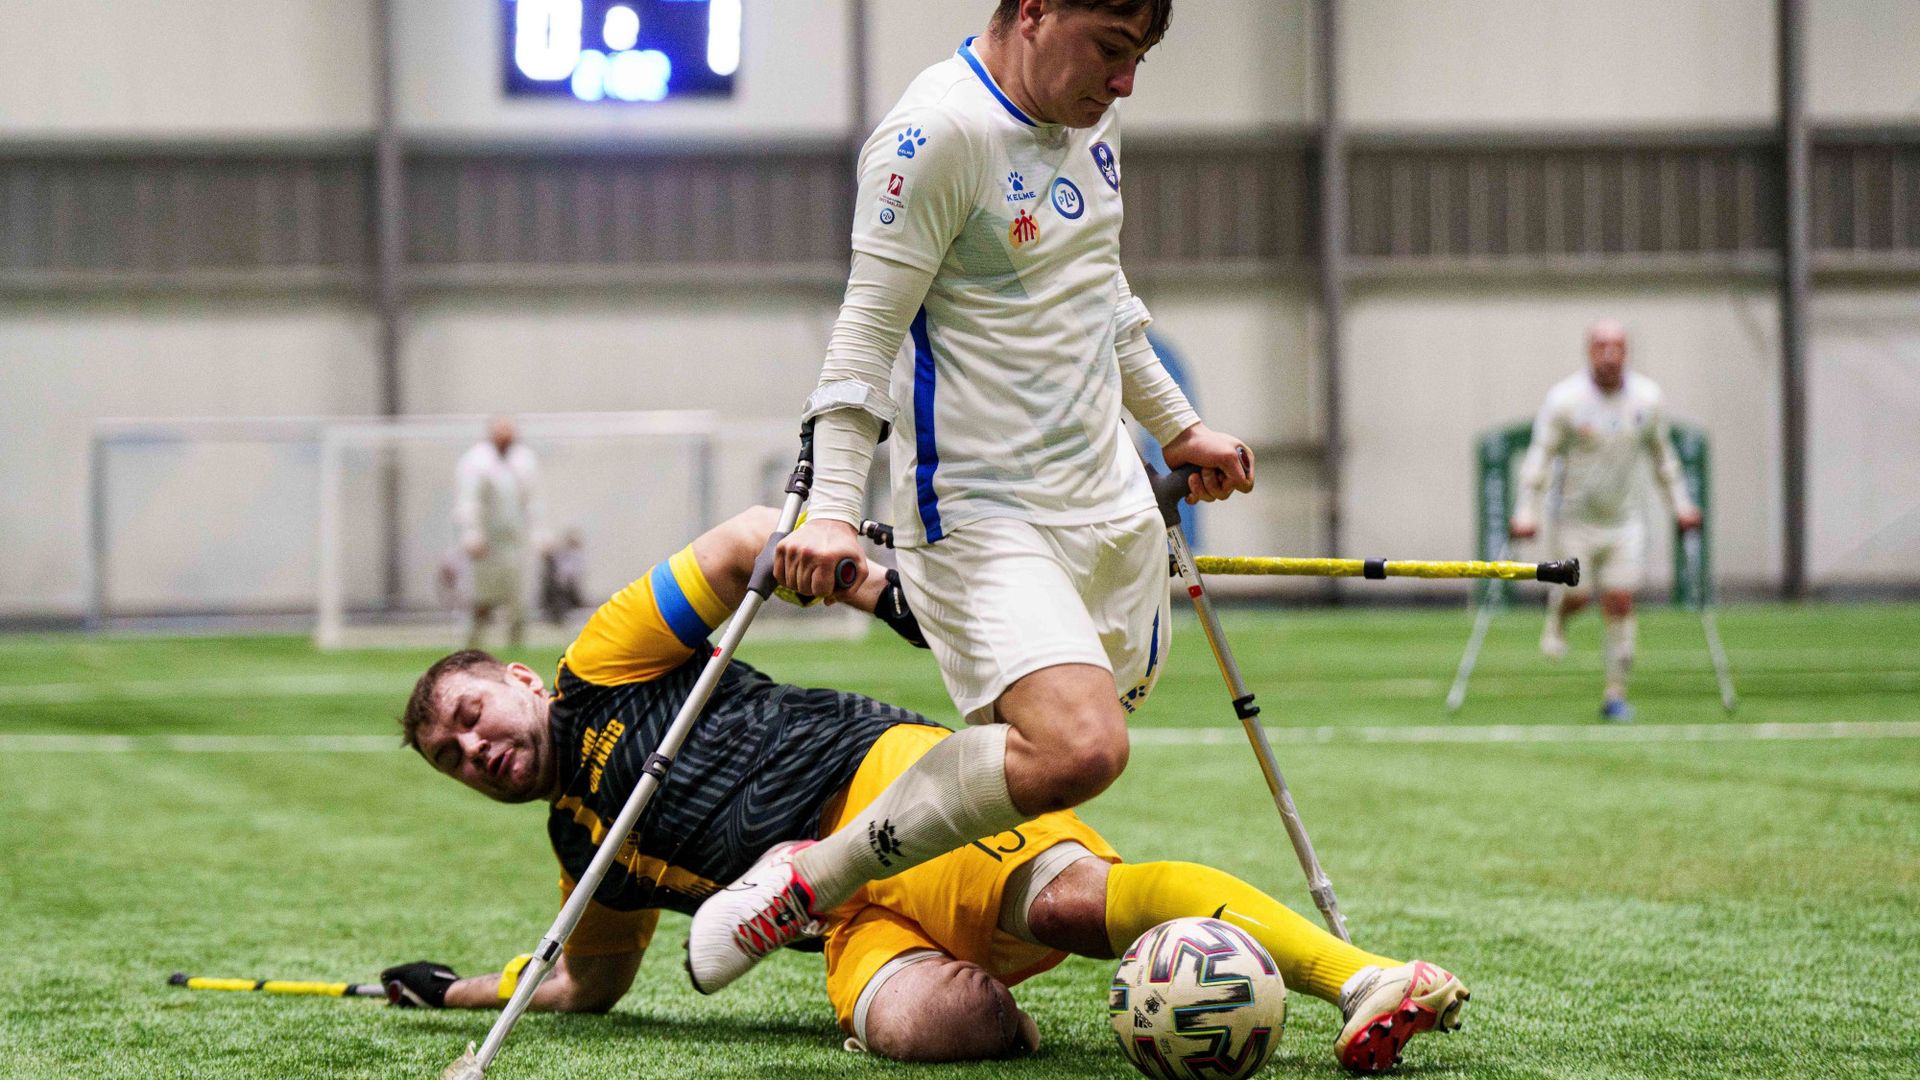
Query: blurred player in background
[[692, 0, 1262, 995], [1510, 320, 1702, 722], [454, 416, 544, 649], [540, 527, 587, 626], [383, 506, 1467, 1072]]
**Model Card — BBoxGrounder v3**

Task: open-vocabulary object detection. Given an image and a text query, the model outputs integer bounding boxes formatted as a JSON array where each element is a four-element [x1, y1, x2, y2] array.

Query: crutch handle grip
[[1150, 464, 1203, 527], [1537, 559, 1580, 586]]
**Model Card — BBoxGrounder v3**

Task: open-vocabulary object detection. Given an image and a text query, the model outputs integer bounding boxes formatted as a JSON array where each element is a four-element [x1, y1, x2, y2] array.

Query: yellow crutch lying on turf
[[439, 425, 858, 1080], [168, 972, 386, 998]]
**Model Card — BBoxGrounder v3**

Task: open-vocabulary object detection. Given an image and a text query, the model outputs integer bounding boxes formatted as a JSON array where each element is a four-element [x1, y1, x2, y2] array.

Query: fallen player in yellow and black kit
[[384, 506, 1469, 1072]]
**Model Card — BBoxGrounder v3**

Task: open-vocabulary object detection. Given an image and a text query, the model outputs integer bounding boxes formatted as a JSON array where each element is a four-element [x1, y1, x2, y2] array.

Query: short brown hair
[[400, 649, 505, 750], [990, 0, 1174, 48]]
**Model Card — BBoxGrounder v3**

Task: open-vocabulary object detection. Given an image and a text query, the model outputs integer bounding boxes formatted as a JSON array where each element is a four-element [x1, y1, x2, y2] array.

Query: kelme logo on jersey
[[1004, 170, 1036, 203], [1091, 141, 1120, 190], [1009, 207, 1039, 247], [896, 126, 926, 159], [1051, 177, 1084, 219]]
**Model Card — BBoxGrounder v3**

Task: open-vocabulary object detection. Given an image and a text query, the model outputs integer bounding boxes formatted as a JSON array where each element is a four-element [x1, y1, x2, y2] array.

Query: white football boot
[[1334, 960, 1470, 1073], [686, 840, 822, 994]]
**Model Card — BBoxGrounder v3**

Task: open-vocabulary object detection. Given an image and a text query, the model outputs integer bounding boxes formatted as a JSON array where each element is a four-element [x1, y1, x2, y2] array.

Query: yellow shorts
[[818, 724, 1119, 1033]]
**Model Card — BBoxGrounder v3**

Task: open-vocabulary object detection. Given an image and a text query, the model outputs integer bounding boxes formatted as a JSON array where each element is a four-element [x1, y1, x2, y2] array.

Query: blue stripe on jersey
[[957, 37, 1038, 127], [649, 559, 709, 649], [910, 307, 945, 542], [1145, 609, 1161, 679]]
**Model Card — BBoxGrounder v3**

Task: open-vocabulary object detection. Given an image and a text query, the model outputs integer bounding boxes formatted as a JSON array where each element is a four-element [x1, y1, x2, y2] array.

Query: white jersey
[[454, 441, 542, 549], [1517, 371, 1693, 528], [851, 37, 1154, 547]]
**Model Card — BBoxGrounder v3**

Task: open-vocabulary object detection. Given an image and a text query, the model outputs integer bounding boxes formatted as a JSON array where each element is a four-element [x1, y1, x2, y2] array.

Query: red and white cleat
[[1334, 960, 1470, 1073], [686, 840, 822, 994]]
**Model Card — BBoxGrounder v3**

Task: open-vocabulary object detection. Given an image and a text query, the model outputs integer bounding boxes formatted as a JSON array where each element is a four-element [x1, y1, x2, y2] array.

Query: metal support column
[[373, 0, 407, 609], [1778, 0, 1809, 599], [848, 0, 872, 142], [1315, 0, 1347, 593]]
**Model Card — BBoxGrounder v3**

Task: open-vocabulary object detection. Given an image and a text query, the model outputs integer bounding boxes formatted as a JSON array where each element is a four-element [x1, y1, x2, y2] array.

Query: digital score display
[[504, 0, 739, 103]]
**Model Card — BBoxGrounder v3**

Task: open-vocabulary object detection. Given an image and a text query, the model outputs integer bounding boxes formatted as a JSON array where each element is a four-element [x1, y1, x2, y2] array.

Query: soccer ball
[[1108, 917, 1287, 1080]]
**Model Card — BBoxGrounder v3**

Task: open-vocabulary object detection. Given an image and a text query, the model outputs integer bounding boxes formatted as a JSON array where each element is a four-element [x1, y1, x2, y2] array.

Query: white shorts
[[895, 510, 1172, 723], [470, 542, 526, 608], [1553, 518, 1645, 594]]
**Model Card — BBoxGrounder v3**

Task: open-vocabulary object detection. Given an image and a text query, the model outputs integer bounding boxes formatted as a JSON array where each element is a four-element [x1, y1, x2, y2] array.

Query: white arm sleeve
[[1113, 271, 1201, 445], [454, 451, 484, 549], [1514, 398, 1565, 527], [1646, 402, 1697, 518], [803, 251, 938, 526]]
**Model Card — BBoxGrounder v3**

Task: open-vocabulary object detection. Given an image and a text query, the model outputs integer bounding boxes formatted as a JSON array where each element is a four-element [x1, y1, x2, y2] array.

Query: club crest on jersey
[[1051, 177, 1084, 219], [1009, 208, 1039, 247], [1004, 170, 1037, 203], [1091, 141, 1120, 190]]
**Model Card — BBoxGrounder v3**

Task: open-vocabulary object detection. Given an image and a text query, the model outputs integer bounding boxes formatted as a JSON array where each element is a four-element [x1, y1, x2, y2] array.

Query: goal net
[[87, 412, 867, 648]]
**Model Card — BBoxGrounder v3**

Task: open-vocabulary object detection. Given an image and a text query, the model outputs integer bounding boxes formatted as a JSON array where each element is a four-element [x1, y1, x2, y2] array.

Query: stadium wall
[[3, 0, 1919, 618]]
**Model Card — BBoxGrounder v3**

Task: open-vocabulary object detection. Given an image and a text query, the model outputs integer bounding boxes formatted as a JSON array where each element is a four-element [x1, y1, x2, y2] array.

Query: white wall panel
[[1808, 289, 1920, 587], [397, 0, 852, 139], [1343, 0, 1775, 130], [1343, 286, 1781, 592], [864, 0, 1312, 135], [1809, 0, 1920, 122], [0, 303, 378, 615], [0, 0, 376, 137]]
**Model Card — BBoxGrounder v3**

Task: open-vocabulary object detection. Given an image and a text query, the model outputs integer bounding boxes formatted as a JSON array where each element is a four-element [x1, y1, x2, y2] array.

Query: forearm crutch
[[1683, 530, 1737, 713], [442, 425, 855, 1080], [1445, 542, 1512, 715], [1148, 463, 1352, 942]]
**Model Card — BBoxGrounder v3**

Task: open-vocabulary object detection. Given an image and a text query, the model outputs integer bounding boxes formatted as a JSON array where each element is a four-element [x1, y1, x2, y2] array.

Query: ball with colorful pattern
[[1108, 916, 1288, 1080]]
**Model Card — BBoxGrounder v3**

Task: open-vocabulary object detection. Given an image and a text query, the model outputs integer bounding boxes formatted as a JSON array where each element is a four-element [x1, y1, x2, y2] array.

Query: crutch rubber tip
[[1538, 559, 1580, 586], [167, 972, 189, 986], [834, 558, 860, 590]]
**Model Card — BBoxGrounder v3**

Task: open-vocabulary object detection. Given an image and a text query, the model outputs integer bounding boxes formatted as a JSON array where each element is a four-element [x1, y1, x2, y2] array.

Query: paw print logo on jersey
[[1008, 171, 1025, 192], [1004, 171, 1037, 203], [1009, 207, 1039, 247], [896, 126, 926, 159]]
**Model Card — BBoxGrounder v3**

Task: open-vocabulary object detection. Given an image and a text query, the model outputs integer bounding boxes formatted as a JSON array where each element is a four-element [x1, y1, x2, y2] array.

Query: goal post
[[1473, 420, 1712, 608]]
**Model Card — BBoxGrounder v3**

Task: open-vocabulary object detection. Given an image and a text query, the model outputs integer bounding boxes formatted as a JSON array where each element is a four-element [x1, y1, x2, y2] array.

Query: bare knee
[[862, 960, 1033, 1062], [1024, 857, 1115, 958], [1008, 720, 1128, 813], [1601, 590, 1634, 619]]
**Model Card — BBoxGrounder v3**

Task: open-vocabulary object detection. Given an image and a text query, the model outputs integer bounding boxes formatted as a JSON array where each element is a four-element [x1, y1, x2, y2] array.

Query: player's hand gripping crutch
[[1683, 529, 1737, 713], [1149, 462, 1352, 942], [441, 425, 858, 1080]]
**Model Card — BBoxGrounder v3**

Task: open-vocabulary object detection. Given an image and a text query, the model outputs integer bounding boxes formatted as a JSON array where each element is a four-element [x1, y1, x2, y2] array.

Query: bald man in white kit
[[1510, 321, 1702, 722]]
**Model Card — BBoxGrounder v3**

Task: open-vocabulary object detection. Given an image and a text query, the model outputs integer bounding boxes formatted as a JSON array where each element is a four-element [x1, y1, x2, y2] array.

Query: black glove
[[381, 961, 459, 1008], [873, 569, 930, 649]]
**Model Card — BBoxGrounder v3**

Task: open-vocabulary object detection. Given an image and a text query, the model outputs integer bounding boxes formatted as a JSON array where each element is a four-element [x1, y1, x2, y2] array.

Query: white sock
[[794, 724, 1027, 912], [1604, 614, 1636, 699], [1544, 589, 1568, 638]]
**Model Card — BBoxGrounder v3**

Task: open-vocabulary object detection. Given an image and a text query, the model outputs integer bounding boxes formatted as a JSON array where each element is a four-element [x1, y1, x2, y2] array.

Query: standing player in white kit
[[687, 0, 1265, 988], [1510, 320, 1703, 722]]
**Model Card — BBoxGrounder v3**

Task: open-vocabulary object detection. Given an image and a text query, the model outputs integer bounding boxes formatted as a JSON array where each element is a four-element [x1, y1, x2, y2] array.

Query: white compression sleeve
[[792, 724, 1025, 913], [803, 251, 937, 526], [1113, 273, 1200, 445]]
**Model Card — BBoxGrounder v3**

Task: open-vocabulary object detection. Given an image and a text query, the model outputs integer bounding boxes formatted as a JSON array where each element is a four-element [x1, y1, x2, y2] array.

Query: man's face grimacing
[[1017, 1, 1156, 127], [416, 663, 556, 803]]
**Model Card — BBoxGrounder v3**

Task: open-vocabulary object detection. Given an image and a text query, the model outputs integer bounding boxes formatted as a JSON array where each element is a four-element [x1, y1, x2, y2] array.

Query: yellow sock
[[1105, 861, 1397, 1004]]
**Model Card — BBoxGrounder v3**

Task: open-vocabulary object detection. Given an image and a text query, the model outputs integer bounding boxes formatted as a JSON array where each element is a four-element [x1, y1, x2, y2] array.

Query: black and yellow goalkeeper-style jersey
[[544, 544, 941, 958]]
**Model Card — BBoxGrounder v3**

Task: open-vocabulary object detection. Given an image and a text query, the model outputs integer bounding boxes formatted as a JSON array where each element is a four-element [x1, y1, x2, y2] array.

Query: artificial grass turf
[[2, 604, 1916, 1077]]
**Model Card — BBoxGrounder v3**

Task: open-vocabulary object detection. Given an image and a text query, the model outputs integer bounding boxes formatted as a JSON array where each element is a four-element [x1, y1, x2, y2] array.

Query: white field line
[[6, 721, 1919, 754], [7, 661, 1917, 708]]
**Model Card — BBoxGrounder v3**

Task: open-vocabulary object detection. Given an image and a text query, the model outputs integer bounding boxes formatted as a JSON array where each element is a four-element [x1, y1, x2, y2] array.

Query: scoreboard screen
[[504, 0, 740, 103]]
